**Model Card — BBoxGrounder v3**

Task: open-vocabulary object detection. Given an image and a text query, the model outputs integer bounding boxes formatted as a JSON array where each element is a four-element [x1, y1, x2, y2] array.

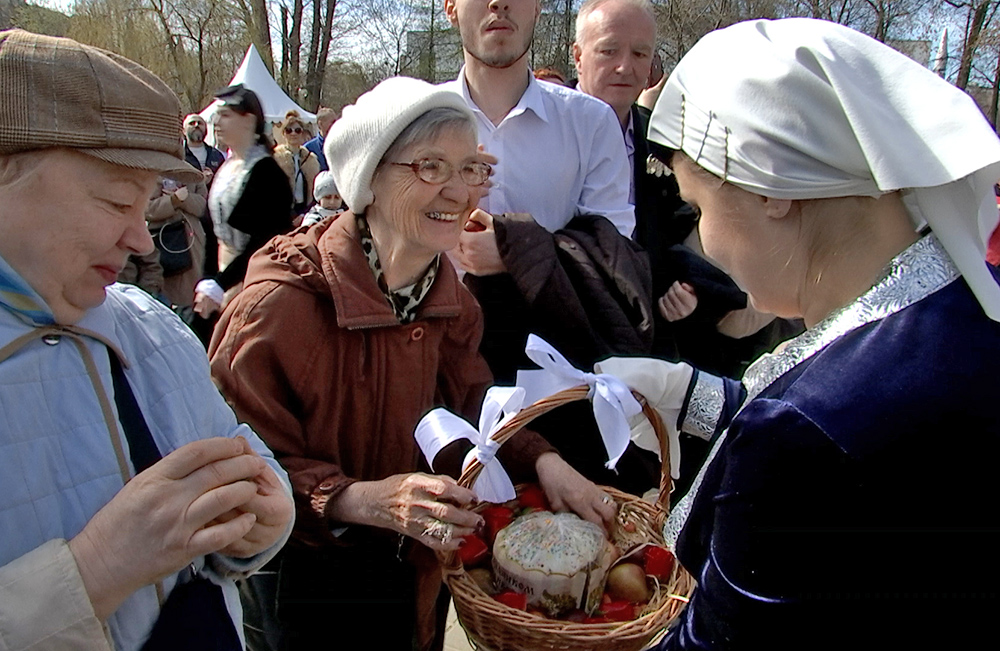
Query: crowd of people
[[2, 0, 1000, 649]]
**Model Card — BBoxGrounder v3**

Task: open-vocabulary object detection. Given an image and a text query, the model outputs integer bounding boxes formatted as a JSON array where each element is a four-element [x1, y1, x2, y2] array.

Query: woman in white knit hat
[[209, 76, 615, 651], [594, 18, 1000, 649]]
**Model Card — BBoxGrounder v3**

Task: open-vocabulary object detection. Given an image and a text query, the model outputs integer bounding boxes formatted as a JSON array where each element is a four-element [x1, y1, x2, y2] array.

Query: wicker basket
[[438, 385, 696, 651]]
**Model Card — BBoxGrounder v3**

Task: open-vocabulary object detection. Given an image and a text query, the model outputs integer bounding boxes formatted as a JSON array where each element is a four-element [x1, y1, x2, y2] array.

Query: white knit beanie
[[313, 170, 338, 202], [324, 76, 476, 213]]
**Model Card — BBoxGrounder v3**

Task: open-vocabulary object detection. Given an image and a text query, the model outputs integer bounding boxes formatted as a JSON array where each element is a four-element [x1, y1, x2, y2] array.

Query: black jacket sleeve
[[218, 157, 294, 289], [494, 212, 654, 368]]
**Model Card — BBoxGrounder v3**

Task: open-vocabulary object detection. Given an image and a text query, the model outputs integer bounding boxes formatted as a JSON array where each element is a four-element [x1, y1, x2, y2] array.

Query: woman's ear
[[762, 196, 793, 220]]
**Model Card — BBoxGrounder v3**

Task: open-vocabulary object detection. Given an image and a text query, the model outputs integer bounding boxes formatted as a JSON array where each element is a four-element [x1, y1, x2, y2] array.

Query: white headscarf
[[648, 18, 1000, 321]]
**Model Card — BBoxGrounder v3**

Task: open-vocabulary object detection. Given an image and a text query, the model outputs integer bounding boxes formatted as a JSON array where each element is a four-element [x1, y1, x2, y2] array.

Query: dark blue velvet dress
[[656, 237, 1000, 649]]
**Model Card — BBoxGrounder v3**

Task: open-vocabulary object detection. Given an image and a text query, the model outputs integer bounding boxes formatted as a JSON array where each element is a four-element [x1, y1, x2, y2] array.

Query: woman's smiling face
[[368, 126, 486, 261]]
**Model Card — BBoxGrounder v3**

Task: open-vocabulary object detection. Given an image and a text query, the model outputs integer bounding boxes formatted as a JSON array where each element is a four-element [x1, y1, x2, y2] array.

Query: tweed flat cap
[[0, 29, 199, 181]]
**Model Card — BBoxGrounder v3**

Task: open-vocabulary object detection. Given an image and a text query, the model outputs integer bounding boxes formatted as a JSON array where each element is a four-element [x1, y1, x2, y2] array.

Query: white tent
[[200, 44, 315, 145]]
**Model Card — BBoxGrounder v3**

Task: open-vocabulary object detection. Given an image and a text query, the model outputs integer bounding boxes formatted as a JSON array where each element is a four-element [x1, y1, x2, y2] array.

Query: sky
[[34, 0, 75, 13]]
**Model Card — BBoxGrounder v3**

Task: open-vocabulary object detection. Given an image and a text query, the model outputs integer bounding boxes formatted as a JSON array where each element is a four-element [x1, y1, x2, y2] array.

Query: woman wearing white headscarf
[[598, 18, 1000, 649]]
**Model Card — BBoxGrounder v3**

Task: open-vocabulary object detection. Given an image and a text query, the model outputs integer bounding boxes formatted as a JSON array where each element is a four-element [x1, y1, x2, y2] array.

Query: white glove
[[195, 278, 224, 305], [593, 357, 694, 480]]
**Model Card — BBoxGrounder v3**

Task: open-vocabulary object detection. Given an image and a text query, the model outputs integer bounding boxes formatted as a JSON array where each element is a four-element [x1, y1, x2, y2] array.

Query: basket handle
[[458, 385, 673, 514]]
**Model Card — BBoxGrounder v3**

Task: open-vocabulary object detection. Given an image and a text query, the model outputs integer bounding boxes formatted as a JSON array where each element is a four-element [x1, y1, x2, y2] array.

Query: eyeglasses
[[284, 126, 304, 135], [391, 158, 493, 186]]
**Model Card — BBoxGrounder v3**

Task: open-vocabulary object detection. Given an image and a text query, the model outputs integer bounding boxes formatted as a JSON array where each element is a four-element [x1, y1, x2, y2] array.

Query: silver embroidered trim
[[663, 235, 959, 551], [681, 372, 724, 441]]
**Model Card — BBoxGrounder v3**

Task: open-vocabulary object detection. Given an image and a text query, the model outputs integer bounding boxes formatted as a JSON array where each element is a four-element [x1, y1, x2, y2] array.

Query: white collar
[[456, 66, 549, 124]]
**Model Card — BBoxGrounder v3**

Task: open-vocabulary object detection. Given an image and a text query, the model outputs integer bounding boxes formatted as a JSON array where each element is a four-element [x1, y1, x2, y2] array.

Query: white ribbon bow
[[516, 335, 642, 471], [414, 386, 524, 504]]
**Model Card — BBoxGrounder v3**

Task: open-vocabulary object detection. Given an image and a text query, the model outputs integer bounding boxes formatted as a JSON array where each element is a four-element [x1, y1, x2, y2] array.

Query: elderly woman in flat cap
[[597, 18, 1000, 649], [0, 30, 293, 651], [209, 77, 614, 651]]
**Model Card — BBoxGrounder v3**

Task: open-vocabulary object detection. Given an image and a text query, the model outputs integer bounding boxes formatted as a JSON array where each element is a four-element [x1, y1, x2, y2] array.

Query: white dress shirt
[[442, 70, 635, 237]]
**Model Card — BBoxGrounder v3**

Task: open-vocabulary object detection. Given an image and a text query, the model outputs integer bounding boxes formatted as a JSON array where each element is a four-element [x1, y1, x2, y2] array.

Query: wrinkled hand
[[658, 281, 698, 322], [214, 437, 294, 558], [69, 437, 267, 621], [454, 209, 506, 276], [535, 452, 616, 531], [332, 473, 484, 552], [594, 357, 696, 480]]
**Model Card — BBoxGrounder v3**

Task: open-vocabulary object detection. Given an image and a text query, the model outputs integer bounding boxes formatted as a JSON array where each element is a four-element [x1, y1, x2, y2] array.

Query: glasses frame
[[284, 126, 305, 135], [390, 158, 493, 187]]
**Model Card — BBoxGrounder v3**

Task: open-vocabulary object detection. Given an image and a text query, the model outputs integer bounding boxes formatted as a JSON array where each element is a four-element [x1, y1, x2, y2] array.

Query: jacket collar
[[317, 213, 467, 329]]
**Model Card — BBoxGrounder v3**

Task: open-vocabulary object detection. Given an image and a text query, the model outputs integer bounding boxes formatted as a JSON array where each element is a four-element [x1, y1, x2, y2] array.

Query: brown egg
[[468, 567, 496, 595], [605, 563, 650, 603]]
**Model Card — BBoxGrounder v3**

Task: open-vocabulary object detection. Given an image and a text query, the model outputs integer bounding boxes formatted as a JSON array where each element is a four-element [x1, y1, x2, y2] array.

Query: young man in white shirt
[[444, 0, 660, 496], [444, 0, 634, 252]]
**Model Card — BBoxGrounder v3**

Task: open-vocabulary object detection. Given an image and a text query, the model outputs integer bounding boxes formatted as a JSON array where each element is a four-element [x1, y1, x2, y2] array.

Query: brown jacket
[[209, 213, 552, 648], [146, 181, 208, 307]]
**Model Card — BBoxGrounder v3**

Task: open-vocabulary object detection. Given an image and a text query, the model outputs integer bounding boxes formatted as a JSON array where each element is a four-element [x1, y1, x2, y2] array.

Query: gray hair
[[0, 150, 49, 192], [380, 107, 478, 167], [575, 0, 656, 45]]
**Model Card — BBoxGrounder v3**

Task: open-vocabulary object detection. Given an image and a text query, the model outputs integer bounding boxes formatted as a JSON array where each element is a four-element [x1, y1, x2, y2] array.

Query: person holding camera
[[146, 175, 208, 309], [0, 29, 294, 651]]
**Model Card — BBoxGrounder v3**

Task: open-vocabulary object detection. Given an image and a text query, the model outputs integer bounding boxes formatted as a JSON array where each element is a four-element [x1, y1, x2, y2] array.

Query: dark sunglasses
[[284, 126, 304, 135]]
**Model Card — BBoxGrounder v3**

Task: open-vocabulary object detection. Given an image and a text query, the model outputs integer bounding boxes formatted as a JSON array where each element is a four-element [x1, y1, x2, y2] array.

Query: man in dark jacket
[[183, 113, 226, 187], [573, 0, 803, 497], [573, 0, 797, 387], [303, 107, 336, 172]]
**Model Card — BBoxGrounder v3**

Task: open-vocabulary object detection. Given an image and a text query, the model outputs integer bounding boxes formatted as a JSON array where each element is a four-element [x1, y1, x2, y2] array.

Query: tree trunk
[[287, 0, 303, 102], [195, 23, 208, 108], [426, 0, 436, 82], [957, 0, 994, 88], [562, 0, 572, 76], [249, 0, 274, 75], [991, 41, 1000, 126], [305, 0, 322, 107], [280, 5, 289, 91], [304, 0, 336, 109]]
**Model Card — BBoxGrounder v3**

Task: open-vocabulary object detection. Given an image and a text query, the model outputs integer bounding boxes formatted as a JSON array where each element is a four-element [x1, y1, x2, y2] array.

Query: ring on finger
[[601, 495, 614, 506], [422, 518, 454, 545]]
